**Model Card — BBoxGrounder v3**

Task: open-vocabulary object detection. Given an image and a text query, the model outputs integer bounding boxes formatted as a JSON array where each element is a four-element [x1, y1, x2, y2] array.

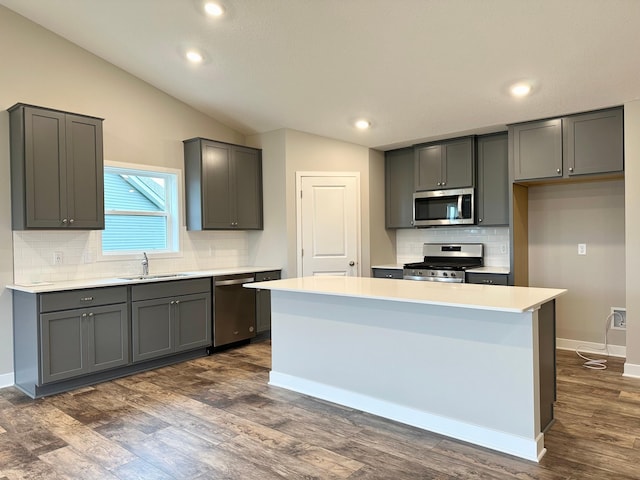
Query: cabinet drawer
[[466, 273, 509, 286], [131, 278, 211, 302], [255, 270, 281, 282], [372, 268, 403, 279], [40, 286, 127, 313]]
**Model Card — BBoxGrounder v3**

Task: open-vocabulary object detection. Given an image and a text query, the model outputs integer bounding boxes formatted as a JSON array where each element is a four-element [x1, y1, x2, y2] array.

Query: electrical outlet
[[578, 243, 587, 255], [610, 307, 626, 330], [53, 251, 63, 265], [500, 244, 507, 254]]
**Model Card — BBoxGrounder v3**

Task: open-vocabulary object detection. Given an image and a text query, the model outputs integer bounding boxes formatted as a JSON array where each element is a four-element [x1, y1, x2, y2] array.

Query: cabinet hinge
[[301, 248, 304, 257], [300, 190, 303, 198]]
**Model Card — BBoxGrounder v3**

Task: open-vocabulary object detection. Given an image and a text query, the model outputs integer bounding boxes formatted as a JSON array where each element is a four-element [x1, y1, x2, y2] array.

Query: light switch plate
[[578, 243, 587, 255]]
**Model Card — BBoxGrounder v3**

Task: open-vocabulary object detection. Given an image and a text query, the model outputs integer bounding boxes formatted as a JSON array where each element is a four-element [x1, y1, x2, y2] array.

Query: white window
[[100, 162, 180, 257]]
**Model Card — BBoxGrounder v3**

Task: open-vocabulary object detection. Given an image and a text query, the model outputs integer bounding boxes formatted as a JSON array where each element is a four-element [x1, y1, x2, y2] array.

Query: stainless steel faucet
[[142, 252, 149, 276]]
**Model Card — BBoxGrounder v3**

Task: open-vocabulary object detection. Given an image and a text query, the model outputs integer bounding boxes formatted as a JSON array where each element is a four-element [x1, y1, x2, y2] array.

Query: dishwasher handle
[[216, 277, 255, 286]]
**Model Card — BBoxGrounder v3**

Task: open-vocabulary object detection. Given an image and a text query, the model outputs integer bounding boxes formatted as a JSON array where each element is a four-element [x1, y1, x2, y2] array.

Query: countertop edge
[[8, 266, 282, 293]]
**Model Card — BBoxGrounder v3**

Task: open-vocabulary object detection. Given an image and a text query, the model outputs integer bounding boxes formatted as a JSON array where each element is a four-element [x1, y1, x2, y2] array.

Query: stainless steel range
[[403, 243, 483, 283]]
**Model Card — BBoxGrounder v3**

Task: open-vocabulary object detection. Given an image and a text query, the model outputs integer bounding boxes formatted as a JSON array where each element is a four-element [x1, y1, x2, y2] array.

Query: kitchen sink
[[118, 273, 190, 281]]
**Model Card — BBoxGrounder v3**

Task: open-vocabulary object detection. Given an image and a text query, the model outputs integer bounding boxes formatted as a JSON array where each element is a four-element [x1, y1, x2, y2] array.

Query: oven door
[[413, 188, 474, 227]]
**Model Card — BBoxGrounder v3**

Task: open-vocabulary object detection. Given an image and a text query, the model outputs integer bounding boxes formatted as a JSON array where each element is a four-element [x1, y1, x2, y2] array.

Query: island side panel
[[538, 299, 556, 431], [269, 290, 544, 461]]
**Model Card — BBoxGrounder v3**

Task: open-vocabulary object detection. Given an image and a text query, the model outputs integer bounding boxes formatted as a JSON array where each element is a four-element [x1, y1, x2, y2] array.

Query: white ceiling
[[2, 0, 640, 150]]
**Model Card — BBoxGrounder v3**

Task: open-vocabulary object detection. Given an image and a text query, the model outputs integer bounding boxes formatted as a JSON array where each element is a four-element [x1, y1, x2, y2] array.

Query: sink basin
[[118, 273, 190, 281]]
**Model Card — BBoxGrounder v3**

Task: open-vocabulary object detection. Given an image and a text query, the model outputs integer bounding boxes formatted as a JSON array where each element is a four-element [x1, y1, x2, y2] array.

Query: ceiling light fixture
[[355, 119, 371, 130], [510, 82, 532, 97], [186, 50, 204, 63], [204, 2, 224, 16]]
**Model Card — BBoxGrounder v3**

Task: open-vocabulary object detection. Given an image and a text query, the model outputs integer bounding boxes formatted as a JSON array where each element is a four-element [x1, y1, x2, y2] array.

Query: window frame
[[97, 161, 183, 262]]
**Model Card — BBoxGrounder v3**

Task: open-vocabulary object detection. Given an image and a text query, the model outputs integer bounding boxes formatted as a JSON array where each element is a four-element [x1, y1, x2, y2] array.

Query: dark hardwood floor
[[1, 342, 640, 479]]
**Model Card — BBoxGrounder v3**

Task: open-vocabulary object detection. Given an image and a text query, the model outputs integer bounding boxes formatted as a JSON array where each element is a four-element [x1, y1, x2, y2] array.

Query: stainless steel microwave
[[413, 188, 474, 227]]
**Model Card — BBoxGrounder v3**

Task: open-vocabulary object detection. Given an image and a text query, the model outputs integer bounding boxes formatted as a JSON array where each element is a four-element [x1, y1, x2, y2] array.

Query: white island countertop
[[247, 276, 566, 313]]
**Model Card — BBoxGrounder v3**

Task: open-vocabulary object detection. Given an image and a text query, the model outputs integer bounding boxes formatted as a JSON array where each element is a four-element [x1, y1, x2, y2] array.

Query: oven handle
[[403, 275, 464, 283]]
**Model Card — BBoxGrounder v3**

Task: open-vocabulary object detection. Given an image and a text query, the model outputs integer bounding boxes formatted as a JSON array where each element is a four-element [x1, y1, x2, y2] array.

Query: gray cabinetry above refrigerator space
[[9, 103, 105, 230], [415, 136, 475, 191], [511, 107, 623, 182], [183, 137, 263, 230]]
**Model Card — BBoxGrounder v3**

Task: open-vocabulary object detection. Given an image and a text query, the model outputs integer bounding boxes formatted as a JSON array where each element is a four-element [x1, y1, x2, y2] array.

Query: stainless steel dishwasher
[[212, 274, 256, 347]]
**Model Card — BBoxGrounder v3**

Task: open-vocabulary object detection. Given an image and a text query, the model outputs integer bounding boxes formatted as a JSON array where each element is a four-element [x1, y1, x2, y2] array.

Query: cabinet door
[[40, 310, 85, 383], [131, 299, 173, 362], [87, 304, 129, 373], [385, 148, 414, 228], [174, 292, 212, 353], [477, 134, 509, 226], [442, 138, 474, 189], [202, 141, 233, 229], [23, 107, 67, 228], [65, 114, 105, 229], [512, 119, 563, 181], [564, 108, 623, 176], [415, 144, 442, 191], [233, 146, 263, 229]]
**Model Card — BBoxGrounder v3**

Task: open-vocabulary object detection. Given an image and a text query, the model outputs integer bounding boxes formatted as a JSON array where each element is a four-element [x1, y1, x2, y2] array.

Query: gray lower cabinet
[[372, 268, 403, 279], [183, 137, 263, 230], [511, 107, 623, 182], [13, 286, 128, 396], [255, 270, 281, 333], [131, 278, 212, 362], [385, 148, 415, 228], [476, 133, 509, 226], [415, 136, 475, 191], [41, 303, 129, 384], [9, 103, 105, 230], [466, 273, 509, 285]]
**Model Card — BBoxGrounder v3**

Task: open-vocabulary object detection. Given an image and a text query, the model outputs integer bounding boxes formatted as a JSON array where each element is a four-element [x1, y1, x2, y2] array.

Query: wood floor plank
[[39, 446, 121, 480]]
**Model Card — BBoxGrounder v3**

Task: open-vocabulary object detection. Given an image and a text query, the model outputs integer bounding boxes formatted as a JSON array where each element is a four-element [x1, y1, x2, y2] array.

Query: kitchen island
[[246, 276, 566, 462]]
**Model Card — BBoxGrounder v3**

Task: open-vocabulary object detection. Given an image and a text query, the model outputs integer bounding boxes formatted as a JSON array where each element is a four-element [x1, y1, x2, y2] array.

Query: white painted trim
[[269, 371, 545, 462], [0, 372, 14, 389], [623, 362, 640, 378], [295, 172, 362, 278], [556, 337, 626, 358]]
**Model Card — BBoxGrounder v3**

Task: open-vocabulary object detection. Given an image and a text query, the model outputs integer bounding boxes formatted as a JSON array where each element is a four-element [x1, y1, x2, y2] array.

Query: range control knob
[[450, 272, 457, 278], [443, 272, 448, 277]]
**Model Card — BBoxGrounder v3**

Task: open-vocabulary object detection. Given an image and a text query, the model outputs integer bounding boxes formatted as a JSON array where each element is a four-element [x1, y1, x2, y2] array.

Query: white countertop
[[246, 276, 565, 313], [7, 266, 281, 294]]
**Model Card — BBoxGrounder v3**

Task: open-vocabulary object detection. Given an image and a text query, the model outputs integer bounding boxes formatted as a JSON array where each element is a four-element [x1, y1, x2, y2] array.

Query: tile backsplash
[[12, 228, 249, 284], [396, 226, 510, 267]]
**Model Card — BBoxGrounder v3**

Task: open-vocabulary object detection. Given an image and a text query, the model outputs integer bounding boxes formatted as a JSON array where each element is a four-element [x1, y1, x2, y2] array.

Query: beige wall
[[625, 100, 640, 369], [528, 180, 625, 346], [0, 6, 247, 378]]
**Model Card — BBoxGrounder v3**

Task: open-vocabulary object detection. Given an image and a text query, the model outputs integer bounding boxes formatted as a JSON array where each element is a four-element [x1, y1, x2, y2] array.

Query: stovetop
[[403, 243, 484, 272]]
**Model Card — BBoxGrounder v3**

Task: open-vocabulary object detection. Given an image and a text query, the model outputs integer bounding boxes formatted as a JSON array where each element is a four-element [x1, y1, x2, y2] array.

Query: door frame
[[295, 172, 362, 278]]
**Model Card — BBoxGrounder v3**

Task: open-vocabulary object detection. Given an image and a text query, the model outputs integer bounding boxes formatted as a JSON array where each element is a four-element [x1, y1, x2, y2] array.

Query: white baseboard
[[270, 371, 545, 462], [623, 362, 640, 378], [0, 372, 14, 389], [556, 337, 626, 358]]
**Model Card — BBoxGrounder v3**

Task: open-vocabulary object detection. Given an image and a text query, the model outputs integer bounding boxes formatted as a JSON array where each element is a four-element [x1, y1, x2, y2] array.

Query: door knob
[[349, 261, 355, 266]]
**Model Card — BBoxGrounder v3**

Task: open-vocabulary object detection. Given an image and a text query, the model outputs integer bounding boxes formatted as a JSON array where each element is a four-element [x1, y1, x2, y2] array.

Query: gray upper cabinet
[[512, 107, 623, 182], [385, 148, 414, 228], [184, 137, 263, 230], [415, 136, 474, 191], [9, 103, 105, 230], [477, 133, 509, 226], [563, 108, 623, 176]]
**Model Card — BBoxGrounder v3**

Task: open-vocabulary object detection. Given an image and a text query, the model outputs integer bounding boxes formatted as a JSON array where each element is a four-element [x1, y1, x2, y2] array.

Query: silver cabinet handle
[[69, 219, 74, 224], [556, 168, 561, 174], [478, 218, 483, 223], [62, 218, 68, 224], [569, 167, 574, 172], [80, 296, 94, 302], [82, 313, 87, 318], [88, 312, 93, 317], [175, 300, 180, 304]]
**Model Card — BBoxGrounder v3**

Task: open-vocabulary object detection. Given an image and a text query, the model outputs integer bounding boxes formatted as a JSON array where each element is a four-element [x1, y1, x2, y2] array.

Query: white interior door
[[297, 174, 360, 277]]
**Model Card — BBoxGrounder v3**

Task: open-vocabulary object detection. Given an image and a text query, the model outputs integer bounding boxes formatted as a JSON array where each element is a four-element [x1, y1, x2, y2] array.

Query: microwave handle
[[457, 195, 463, 219]]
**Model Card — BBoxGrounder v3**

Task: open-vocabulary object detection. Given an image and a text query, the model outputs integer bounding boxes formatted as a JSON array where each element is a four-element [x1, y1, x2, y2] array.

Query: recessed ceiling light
[[204, 2, 224, 16], [510, 82, 532, 97], [355, 119, 371, 130], [186, 50, 204, 63]]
